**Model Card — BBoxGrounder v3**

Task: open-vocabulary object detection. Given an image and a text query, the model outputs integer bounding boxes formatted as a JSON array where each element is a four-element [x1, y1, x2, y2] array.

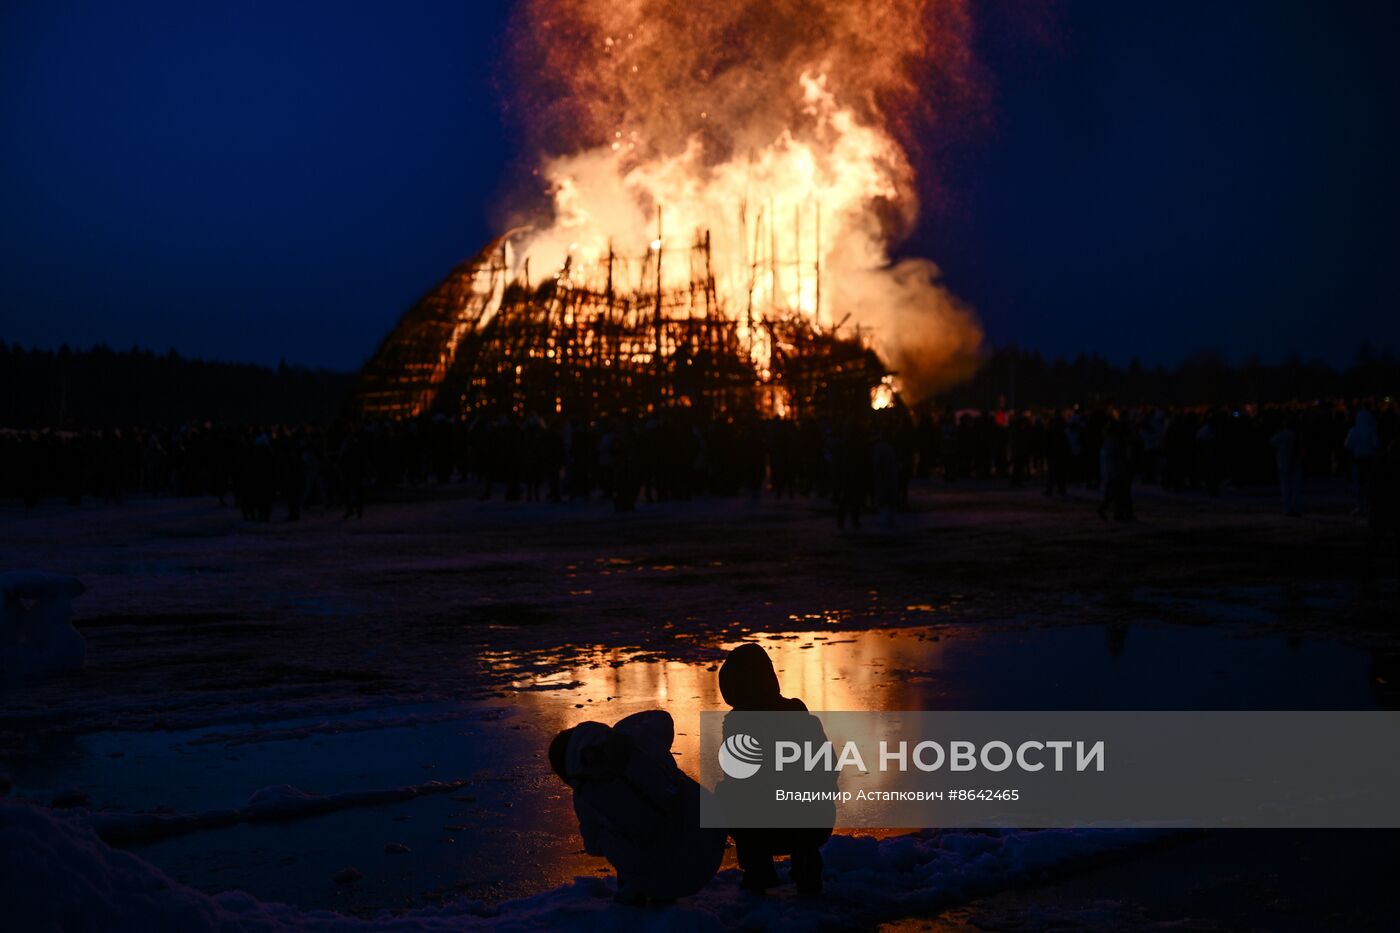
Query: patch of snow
[[3, 799, 1170, 931], [89, 779, 475, 845]]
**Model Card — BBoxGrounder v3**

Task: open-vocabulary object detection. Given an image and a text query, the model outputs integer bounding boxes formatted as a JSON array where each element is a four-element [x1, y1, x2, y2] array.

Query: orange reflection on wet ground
[[489, 627, 950, 782]]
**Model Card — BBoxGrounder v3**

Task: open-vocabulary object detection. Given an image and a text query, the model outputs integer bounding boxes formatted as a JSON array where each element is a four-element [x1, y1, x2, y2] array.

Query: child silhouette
[[549, 710, 725, 906], [718, 643, 835, 894]]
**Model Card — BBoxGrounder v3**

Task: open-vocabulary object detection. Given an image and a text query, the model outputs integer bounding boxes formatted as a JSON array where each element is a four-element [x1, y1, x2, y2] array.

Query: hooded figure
[[1347, 409, 1380, 515], [719, 643, 795, 712], [1367, 439, 1400, 565], [717, 643, 835, 894], [549, 710, 725, 906]]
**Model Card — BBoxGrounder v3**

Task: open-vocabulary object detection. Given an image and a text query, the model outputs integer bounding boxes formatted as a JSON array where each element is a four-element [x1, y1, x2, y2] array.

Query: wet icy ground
[[2, 479, 1397, 926]]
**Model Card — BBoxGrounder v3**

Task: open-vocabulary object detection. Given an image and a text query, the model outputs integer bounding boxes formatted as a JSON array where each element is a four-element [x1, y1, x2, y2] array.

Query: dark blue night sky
[[2, 0, 1397, 371]]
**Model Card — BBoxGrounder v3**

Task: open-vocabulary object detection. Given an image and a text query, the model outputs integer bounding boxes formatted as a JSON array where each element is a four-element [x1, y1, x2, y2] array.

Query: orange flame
[[506, 0, 984, 400]]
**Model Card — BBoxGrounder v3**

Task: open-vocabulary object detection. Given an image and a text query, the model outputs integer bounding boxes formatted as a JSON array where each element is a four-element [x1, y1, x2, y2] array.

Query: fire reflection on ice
[[485, 629, 950, 779], [486, 619, 1393, 790]]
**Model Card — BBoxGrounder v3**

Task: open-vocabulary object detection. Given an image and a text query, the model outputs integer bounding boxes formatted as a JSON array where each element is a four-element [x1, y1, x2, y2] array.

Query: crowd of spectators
[[2, 399, 1396, 532]]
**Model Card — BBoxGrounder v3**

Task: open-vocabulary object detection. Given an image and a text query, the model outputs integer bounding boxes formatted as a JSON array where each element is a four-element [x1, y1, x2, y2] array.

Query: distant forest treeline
[[0, 343, 355, 428], [936, 344, 1400, 410], [1, 341, 1397, 428]]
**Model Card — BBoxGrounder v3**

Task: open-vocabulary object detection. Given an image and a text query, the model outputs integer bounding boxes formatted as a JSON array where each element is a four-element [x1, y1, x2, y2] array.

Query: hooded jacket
[[1347, 411, 1379, 461], [716, 644, 838, 838], [562, 710, 725, 899], [719, 642, 807, 712]]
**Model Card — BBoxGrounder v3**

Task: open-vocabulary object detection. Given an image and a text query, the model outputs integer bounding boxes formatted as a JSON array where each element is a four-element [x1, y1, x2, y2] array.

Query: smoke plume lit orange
[[506, 0, 984, 400]]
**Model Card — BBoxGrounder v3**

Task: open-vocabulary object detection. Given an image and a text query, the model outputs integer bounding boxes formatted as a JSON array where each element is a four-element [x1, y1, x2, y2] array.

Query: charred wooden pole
[[654, 205, 664, 375], [814, 204, 823, 330], [606, 241, 614, 305], [769, 197, 778, 311], [704, 230, 715, 318], [747, 206, 760, 354], [794, 203, 802, 318]]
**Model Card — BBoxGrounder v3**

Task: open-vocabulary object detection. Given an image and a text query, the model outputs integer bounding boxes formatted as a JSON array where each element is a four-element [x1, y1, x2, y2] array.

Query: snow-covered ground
[[2, 481, 1396, 927], [2, 799, 1173, 931]]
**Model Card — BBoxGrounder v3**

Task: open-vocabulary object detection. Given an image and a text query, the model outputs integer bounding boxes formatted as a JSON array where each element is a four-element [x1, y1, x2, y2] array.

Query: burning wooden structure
[[350, 227, 889, 422]]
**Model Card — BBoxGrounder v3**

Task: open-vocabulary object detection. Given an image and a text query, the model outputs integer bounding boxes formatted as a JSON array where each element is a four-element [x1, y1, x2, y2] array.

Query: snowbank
[[2, 799, 1170, 931], [91, 779, 476, 845]]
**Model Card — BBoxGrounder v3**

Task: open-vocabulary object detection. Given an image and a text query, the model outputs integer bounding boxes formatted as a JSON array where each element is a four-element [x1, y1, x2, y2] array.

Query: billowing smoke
[[505, 0, 984, 400]]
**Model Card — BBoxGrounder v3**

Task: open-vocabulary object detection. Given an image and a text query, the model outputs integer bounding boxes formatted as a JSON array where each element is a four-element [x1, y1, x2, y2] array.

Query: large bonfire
[[353, 0, 983, 421]]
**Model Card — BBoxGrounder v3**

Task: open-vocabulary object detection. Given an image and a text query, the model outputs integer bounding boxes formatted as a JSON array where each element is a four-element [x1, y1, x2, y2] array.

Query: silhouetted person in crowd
[[1139, 409, 1165, 484], [1367, 439, 1400, 569], [280, 433, 305, 521], [1007, 413, 1030, 488], [1271, 417, 1304, 517], [94, 429, 124, 505], [833, 420, 870, 531], [302, 439, 326, 509], [717, 643, 834, 894], [548, 711, 725, 906], [1081, 410, 1104, 490], [1097, 420, 1134, 522], [543, 419, 565, 502], [1043, 413, 1070, 496], [871, 426, 899, 527], [142, 433, 166, 496], [16, 432, 42, 508], [940, 408, 959, 481], [1196, 413, 1224, 497], [338, 431, 365, 519], [611, 418, 639, 512], [250, 433, 276, 521], [236, 434, 256, 520], [1346, 408, 1379, 516], [499, 414, 523, 501], [1161, 411, 1195, 492]]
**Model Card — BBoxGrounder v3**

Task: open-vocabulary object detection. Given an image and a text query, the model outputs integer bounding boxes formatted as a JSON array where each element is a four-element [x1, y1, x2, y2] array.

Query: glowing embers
[[871, 375, 897, 411]]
